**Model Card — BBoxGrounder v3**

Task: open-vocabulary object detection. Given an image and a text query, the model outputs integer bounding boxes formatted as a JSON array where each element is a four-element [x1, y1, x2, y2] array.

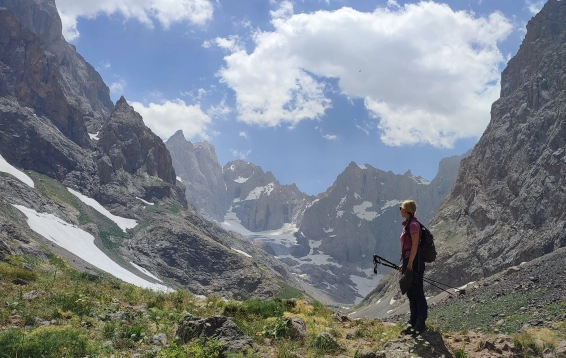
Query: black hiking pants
[[403, 256, 428, 324]]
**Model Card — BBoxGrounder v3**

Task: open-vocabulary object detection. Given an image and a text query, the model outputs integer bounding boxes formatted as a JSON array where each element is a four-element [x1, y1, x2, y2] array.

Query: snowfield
[[67, 187, 138, 232], [0, 154, 34, 188], [13, 204, 171, 292]]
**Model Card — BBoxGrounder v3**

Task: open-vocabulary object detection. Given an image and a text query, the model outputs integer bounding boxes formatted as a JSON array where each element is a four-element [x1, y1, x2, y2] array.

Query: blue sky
[[55, 0, 545, 195]]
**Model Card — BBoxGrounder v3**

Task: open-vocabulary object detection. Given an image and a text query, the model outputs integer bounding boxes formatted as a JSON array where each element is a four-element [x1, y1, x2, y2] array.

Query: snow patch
[[231, 248, 252, 258], [358, 164, 367, 169], [130, 262, 163, 282], [336, 211, 345, 218], [67, 188, 137, 232], [352, 201, 378, 221], [136, 197, 154, 206], [176, 176, 183, 182], [234, 176, 250, 183], [323, 228, 334, 233], [233, 198, 241, 203], [0, 154, 34, 188], [390, 297, 396, 305], [380, 200, 403, 211], [245, 183, 275, 200], [88, 132, 100, 140], [350, 273, 382, 302], [14, 205, 170, 292], [409, 174, 430, 185], [354, 192, 361, 200], [336, 196, 347, 210]]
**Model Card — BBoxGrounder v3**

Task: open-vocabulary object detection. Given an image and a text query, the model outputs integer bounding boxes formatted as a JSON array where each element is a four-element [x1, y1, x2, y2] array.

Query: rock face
[[95, 97, 186, 208], [166, 137, 314, 231], [165, 130, 228, 221], [224, 160, 312, 232], [426, 0, 566, 288], [0, 0, 114, 131], [296, 157, 469, 266], [0, 0, 299, 301]]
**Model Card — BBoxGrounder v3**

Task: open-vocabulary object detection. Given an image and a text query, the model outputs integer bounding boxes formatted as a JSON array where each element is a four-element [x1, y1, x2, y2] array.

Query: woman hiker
[[399, 199, 428, 334]]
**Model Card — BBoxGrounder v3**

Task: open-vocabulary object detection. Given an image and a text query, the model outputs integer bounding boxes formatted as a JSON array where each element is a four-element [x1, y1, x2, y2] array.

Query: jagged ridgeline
[[167, 128, 470, 304], [0, 0, 306, 301]]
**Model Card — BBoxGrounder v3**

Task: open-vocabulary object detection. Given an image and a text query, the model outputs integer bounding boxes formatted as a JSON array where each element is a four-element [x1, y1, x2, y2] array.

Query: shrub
[[56, 291, 94, 317], [224, 299, 285, 319], [310, 332, 343, 354], [0, 327, 89, 358], [186, 338, 225, 358], [0, 262, 37, 282]]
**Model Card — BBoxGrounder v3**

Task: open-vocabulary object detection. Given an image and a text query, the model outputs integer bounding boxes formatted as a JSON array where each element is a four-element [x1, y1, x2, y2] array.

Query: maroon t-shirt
[[400, 217, 420, 259]]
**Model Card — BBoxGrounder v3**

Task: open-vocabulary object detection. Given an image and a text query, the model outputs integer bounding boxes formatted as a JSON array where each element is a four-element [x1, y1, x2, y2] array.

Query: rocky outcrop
[[0, 8, 90, 147], [176, 314, 256, 356], [166, 130, 228, 221], [224, 160, 312, 232], [425, 0, 566, 288], [94, 97, 186, 207], [296, 157, 468, 266], [0, 0, 114, 131]]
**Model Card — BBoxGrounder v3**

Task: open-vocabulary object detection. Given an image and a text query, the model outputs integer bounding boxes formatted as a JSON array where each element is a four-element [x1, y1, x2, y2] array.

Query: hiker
[[399, 199, 427, 334]]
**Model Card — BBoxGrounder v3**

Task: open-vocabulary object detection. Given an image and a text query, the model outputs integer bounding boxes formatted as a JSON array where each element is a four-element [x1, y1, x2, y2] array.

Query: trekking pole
[[373, 254, 456, 296], [422, 277, 463, 292], [422, 278, 454, 295]]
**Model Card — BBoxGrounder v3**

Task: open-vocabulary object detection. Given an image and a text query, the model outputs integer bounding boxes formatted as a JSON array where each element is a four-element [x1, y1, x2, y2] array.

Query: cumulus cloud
[[239, 131, 249, 139], [525, 0, 545, 15], [231, 149, 251, 159], [130, 99, 211, 140], [55, 0, 214, 41], [213, 1, 513, 147], [109, 79, 127, 94], [323, 134, 337, 140], [207, 98, 232, 119]]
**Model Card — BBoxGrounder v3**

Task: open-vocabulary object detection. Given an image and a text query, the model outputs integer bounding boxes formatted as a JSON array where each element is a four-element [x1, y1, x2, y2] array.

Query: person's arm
[[407, 231, 419, 271]]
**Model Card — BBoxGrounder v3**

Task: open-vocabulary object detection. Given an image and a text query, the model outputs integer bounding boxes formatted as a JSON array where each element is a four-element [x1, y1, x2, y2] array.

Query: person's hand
[[407, 260, 413, 271]]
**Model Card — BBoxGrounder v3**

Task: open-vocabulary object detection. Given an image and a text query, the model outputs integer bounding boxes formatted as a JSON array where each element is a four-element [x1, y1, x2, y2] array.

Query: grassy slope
[[0, 255, 564, 358]]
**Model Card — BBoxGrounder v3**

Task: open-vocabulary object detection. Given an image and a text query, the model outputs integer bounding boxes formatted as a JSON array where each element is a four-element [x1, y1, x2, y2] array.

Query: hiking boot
[[400, 320, 415, 335], [413, 318, 426, 335]]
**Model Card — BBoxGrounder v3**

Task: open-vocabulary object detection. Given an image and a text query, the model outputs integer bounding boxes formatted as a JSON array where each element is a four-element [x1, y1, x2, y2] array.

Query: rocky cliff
[[0, 0, 303, 301], [424, 0, 566, 288], [0, 0, 114, 131], [224, 160, 312, 232], [296, 156, 469, 266], [165, 130, 228, 221]]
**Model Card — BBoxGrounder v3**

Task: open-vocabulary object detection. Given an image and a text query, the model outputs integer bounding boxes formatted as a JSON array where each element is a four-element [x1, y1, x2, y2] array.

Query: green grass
[[0, 327, 89, 358], [429, 290, 542, 334], [274, 281, 304, 300]]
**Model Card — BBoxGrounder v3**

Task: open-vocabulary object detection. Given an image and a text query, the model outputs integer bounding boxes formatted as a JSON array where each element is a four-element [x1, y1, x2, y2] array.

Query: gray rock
[[176, 314, 255, 356], [151, 333, 167, 346], [285, 317, 307, 340]]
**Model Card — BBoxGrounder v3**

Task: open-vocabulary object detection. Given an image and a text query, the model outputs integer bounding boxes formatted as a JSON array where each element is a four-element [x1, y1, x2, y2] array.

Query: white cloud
[[215, 35, 244, 52], [231, 149, 251, 159], [270, 1, 294, 20], [101, 60, 111, 69], [131, 99, 211, 140], [109, 79, 127, 94], [214, 2, 513, 147], [525, 0, 545, 15], [207, 98, 232, 119], [323, 134, 337, 140], [55, 0, 214, 41], [387, 0, 400, 8], [239, 131, 248, 139]]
